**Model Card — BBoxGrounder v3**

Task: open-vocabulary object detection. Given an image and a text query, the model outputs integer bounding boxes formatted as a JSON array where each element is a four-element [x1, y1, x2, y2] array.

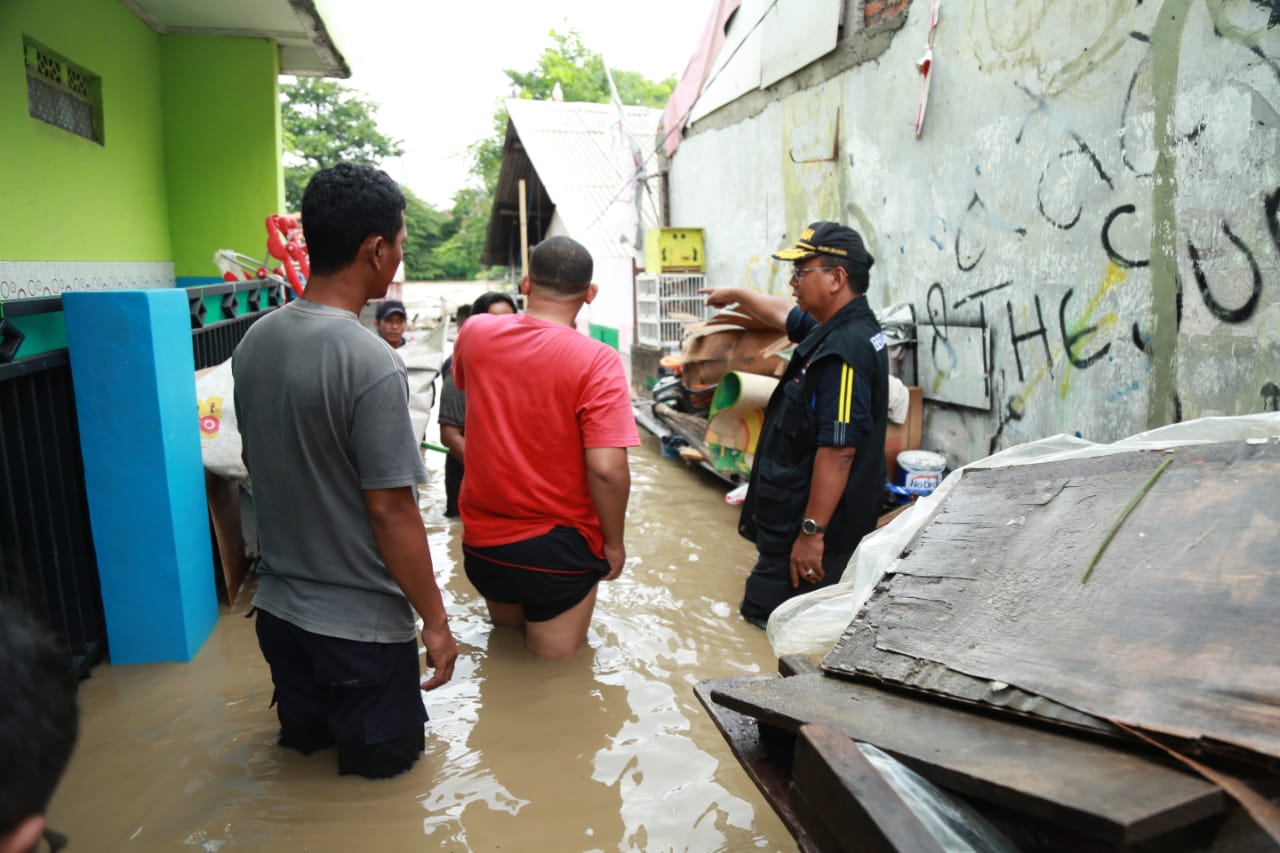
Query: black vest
[[738, 298, 889, 556]]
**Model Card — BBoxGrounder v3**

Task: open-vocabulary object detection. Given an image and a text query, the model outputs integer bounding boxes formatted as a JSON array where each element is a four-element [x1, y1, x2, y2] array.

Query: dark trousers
[[255, 609, 428, 779], [444, 455, 464, 518], [740, 547, 853, 629]]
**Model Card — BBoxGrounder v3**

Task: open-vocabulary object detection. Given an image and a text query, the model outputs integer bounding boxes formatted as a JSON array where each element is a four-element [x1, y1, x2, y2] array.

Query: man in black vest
[[704, 222, 889, 628]]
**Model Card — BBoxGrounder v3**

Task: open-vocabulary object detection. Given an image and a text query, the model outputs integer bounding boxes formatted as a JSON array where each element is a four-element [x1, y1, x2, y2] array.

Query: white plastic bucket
[[897, 450, 947, 494]]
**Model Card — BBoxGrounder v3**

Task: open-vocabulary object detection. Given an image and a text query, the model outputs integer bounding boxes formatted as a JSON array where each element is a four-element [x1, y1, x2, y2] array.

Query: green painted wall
[[0, 0, 171, 262], [160, 36, 282, 280]]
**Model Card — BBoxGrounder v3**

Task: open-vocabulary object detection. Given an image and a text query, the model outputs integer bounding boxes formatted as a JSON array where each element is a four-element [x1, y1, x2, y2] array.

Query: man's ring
[[805, 569, 815, 578]]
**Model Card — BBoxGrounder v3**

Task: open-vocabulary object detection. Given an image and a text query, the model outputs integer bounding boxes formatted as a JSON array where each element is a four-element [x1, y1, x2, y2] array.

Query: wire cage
[[636, 273, 711, 352]]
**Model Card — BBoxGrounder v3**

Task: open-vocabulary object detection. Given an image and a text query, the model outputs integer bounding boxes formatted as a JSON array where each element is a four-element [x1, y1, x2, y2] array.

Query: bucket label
[[905, 472, 939, 492]]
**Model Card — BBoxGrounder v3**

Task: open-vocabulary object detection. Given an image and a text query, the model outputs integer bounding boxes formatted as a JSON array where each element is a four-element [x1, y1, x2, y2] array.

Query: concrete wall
[[0, 0, 172, 264], [667, 0, 1280, 466], [160, 35, 283, 283]]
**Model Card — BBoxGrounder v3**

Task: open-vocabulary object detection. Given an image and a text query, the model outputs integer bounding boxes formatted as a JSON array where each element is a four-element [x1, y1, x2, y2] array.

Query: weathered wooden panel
[[791, 723, 949, 853], [823, 440, 1280, 766], [710, 673, 1226, 846], [693, 679, 823, 853]]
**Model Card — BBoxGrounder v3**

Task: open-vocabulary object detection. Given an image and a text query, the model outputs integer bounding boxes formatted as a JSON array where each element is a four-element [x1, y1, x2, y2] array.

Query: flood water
[[47, 283, 797, 851]]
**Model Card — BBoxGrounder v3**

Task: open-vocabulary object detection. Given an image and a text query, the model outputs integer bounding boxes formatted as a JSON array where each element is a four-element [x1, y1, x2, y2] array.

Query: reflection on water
[[48, 283, 795, 852]]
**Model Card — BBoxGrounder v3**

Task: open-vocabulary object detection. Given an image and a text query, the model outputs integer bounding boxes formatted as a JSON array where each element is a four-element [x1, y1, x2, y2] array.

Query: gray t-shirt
[[233, 300, 427, 643], [437, 370, 465, 429]]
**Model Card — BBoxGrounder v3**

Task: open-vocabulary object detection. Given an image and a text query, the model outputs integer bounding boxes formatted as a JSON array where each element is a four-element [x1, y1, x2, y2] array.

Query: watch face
[[802, 519, 817, 534]]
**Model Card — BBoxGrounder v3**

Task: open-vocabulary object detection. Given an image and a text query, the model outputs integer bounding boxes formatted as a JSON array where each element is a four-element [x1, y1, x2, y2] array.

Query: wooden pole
[[518, 179, 530, 279]]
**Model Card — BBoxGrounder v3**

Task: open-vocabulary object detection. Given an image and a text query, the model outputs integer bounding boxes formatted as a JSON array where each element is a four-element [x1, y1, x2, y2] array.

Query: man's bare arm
[[364, 486, 458, 689], [439, 424, 465, 463], [585, 446, 630, 580], [700, 287, 791, 331]]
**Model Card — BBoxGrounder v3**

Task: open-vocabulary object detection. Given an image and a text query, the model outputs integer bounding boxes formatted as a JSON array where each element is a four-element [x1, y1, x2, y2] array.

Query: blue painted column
[[63, 289, 217, 663]]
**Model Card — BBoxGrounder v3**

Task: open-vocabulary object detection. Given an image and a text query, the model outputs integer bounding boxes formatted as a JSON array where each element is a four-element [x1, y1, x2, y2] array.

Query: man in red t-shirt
[[453, 236, 639, 659]]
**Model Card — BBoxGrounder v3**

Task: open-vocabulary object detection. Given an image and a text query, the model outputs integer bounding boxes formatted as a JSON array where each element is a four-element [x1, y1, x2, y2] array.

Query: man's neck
[[523, 294, 584, 327], [298, 273, 374, 316], [814, 291, 859, 324]]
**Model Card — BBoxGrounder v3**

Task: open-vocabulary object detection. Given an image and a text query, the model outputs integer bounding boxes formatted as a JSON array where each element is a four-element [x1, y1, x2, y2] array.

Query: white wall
[[668, 0, 1280, 466]]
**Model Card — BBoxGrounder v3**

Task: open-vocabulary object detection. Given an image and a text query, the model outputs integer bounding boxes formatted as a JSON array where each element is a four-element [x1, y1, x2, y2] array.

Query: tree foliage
[[280, 79, 472, 280], [278, 32, 675, 281], [280, 78, 404, 212]]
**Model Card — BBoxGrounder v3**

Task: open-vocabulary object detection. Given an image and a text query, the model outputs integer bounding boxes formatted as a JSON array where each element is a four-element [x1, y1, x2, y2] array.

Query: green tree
[[401, 188, 459, 280], [280, 78, 404, 211]]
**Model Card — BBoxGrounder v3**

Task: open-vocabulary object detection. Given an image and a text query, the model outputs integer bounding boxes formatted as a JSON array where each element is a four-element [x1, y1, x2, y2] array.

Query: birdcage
[[635, 273, 710, 352]]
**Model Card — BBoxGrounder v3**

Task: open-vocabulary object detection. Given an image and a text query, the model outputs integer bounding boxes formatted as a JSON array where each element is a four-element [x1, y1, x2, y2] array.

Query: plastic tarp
[[767, 412, 1280, 657]]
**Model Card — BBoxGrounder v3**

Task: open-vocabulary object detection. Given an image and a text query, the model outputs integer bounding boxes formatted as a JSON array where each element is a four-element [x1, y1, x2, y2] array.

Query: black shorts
[[254, 609, 428, 779], [464, 526, 609, 622]]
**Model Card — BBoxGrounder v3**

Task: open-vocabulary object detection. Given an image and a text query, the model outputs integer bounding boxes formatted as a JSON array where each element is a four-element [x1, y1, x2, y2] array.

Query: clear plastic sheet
[[856, 743, 1019, 853], [768, 412, 1280, 658]]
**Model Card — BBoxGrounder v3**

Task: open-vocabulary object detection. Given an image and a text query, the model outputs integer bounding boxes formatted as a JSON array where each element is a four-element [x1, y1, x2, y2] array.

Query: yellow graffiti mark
[[1008, 264, 1130, 412], [1058, 263, 1125, 399], [743, 255, 790, 298]]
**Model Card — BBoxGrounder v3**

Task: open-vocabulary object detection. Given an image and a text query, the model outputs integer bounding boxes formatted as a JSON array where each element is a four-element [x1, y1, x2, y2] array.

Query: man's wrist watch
[[801, 518, 827, 535]]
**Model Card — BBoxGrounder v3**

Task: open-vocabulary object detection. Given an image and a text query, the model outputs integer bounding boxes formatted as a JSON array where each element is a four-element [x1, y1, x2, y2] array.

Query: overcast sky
[[314, 0, 715, 208]]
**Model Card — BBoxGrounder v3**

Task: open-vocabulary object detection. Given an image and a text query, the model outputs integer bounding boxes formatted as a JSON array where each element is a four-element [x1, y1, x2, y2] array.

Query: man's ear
[[365, 234, 388, 272], [519, 275, 532, 295], [0, 814, 46, 853], [583, 283, 599, 305]]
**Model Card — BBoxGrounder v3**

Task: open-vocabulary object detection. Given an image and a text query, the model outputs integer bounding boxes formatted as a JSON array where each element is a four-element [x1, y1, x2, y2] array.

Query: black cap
[[375, 299, 407, 321], [772, 221, 874, 267]]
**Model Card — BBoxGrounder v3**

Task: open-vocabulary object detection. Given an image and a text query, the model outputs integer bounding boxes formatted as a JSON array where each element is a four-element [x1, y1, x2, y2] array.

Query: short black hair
[[471, 291, 518, 315], [528, 236, 593, 296], [301, 163, 406, 276], [830, 254, 873, 295], [0, 601, 79, 835]]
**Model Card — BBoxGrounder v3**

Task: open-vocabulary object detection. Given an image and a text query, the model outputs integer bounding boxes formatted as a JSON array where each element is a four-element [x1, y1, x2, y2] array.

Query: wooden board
[[919, 323, 989, 409], [693, 679, 822, 853], [709, 673, 1225, 846], [824, 440, 1280, 767], [791, 723, 949, 853], [205, 471, 250, 605]]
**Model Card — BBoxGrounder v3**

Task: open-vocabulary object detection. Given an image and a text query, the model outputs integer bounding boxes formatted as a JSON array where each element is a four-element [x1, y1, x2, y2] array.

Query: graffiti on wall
[[905, 0, 1280, 454]]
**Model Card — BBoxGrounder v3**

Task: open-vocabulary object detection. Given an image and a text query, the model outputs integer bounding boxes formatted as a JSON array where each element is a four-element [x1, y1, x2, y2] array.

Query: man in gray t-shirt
[[233, 163, 457, 779]]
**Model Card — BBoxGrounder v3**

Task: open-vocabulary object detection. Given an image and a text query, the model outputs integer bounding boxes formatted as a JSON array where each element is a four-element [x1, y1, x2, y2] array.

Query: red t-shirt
[[454, 313, 640, 556]]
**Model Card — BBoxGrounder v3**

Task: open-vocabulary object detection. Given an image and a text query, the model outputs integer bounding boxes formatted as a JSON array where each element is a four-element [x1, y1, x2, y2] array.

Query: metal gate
[[0, 350, 106, 679]]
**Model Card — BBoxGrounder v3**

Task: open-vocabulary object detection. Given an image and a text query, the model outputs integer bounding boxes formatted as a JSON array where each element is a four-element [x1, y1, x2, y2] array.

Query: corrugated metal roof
[[482, 99, 664, 268]]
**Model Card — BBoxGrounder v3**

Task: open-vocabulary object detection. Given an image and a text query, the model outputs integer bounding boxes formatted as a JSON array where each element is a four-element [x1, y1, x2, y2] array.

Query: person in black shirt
[[703, 221, 889, 628]]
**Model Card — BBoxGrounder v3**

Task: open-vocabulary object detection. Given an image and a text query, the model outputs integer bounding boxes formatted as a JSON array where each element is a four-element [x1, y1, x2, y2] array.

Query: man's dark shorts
[[464, 526, 609, 622], [740, 547, 852, 629], [254, 608, 427, 779]]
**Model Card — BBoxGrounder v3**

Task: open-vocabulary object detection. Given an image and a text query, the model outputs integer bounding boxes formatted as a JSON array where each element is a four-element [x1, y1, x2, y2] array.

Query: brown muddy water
[[47, 283, 797, 852]]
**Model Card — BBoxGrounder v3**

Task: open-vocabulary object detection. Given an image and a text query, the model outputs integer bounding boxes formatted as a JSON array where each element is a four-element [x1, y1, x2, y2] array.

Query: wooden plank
[[205, 471, 250, 605], [709, 673, 1226, 846], [824, 440, 1280, 767], [791, 723, 948, 853], [693, 679, 822, 853]]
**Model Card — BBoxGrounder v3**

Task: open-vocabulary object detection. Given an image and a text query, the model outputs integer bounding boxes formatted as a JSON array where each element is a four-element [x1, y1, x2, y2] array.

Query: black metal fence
[[192, 309, 275, 369], [0, 279, 279, 676], [0, 350, 106, 679], [189, 278, 283, 369]]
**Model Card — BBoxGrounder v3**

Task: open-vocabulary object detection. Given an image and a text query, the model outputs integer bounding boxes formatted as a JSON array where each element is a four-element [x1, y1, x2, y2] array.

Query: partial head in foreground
[[0, 601, 79, 853]]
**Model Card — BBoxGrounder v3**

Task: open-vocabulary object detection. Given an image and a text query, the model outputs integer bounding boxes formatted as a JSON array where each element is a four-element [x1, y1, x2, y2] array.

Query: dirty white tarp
[[196, 321, 445, 483], [767, 412, 1280, 658]]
